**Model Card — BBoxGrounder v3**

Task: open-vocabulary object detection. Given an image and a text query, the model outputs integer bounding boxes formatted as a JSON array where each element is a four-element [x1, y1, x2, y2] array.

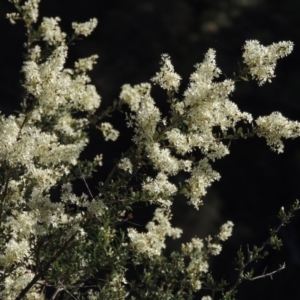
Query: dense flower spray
[[1, 0, 299, 299]]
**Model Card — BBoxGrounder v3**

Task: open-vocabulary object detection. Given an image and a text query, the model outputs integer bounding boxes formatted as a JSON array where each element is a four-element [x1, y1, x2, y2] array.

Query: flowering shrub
[[1, 0, 299, 299]]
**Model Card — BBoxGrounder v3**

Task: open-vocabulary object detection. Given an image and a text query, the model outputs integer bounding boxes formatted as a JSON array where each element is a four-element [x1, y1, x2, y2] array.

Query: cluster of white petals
[[0, 6, 105, 297], [2, 1, 299, 296], [72, 18, 98, 36], [255, 112, 300, 153], [22, 0, 40, 22], [185, 158, 221, 209], [243, 40, 294, 85], [0, 115, 84, 170], [2, 267, 38, 300], [118, 157, 133, 173], [128, 208, 182, 257], [99, 122, 120, 141], [151, 54, 182, 92], [146, 142, 192, 175], [40, 17, 66, 45], [142, 172, 177, 207], [180, 49, 252, 160], [131, 92, 161, 145], [22, 46, 101, 116], [0, 239, 30, 267], [28, 45, 41, 61], [75, 54, 99, 72], [7, 0, 40, 25], [218, 221, 234, 241], [181, 238, 209, 289], [120, 83, 151, 112], [207, 243, 222, 255]]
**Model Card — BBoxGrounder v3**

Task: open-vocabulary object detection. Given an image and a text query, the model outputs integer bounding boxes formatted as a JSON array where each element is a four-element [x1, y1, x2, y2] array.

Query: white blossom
[[151, 54, 181, 92], [181, 48, 252, 161], [208, 243, 222, 255], [6, 12, 20, 24], [243, 40, 294, 85], [1, 7, 298, 296], [1, 267, 39, 300], [75, 55, 99, 72], [181, 237, 209, 291], [218, 221, 234, 241], [128, 208, 182, 257], [72, 18, 98, 36], [20, 0, 40, 24], [0, 239, 30, 267], [99, 122, 119, 141], [142, 172, 177, 208], [118, 157, 133, 173], [87, 199, 106, 218], [94, 154, 103, 166], [255, 112, 300, 153], [120, 83, 151, 112], [146, 142, 192, 175], [185, 158, 221, 209], [28, 45, 41, 61], [132, 93, 161, 145], [40, 17, 66, 46], [23, 46, 101, 115]]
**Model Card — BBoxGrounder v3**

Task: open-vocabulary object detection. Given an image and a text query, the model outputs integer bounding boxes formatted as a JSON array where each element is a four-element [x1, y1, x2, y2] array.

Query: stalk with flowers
[[1, 0, 300, 299]]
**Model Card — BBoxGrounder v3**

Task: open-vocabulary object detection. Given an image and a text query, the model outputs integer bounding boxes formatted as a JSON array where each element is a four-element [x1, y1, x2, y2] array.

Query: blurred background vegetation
[[1, 0, 300, 299]]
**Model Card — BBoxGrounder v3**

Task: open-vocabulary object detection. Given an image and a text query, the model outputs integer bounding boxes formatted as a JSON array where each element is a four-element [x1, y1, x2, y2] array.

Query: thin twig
[[246, 263, 286, 281], [78, 164, 94, 199]]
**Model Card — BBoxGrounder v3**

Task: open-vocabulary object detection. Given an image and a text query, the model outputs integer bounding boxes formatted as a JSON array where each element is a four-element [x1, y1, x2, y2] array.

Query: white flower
[[22, 0, 40, 24], [165, 128, 190, 155], [132, 93, 161, 145], [243, 40, 294, 85], [181, 48, 252, 161], [94, 154, 103, 166], [151, 54, 181, 92], [28, 45, 41, 61], [128, 208, 182, 257], [75, 55, 99, 72], [99, 122, 119, 141], [1, 267, 38, 300], [208, 243, 222, 255], [146, 142, 192, 175], [182, 237, 209, 286], [255, 112, 300, 153], [120, 83, 151, 112], [118, 158, 133, 174], [72, 18, 98, 36], [40, 17, 66, 46], [185, 158, 221, 209], [0, 239, 30, 267], [6, 12, 20, 24], [218, 221, 234, 241], [142, 173, 177, 206], [79, 84, 101, 112]]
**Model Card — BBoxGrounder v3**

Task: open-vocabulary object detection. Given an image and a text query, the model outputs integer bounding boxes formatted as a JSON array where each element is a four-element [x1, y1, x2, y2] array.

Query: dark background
[[1, 0, 300, 299]]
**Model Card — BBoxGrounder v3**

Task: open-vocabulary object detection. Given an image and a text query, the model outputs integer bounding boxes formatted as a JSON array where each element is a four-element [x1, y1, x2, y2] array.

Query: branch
[[245, 263, 286, 281], [16, 232, 77, 300]]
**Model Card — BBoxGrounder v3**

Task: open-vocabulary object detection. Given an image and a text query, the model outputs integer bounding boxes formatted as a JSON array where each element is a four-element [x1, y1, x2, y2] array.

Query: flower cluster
[[40, 17, 66, 45], [255, 111, 300, 153], [243, 40, 294, 85], [2, 0, 298, 298], [72, 18, 98, 37], [128, 208, 182, 257], [151, 54, 182, 92]]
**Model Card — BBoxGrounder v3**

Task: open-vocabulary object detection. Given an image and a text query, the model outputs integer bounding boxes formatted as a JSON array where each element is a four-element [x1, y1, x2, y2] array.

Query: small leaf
[[240, 76, 249, 81]]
